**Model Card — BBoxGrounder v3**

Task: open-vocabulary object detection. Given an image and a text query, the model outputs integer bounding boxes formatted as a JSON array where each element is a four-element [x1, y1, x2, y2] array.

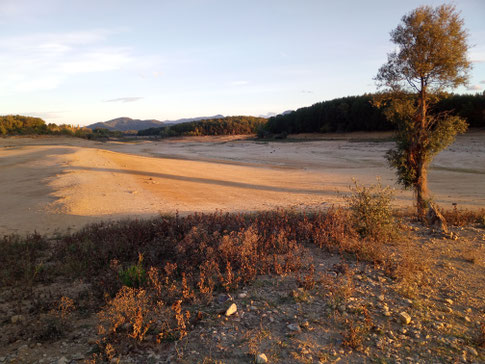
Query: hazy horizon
[[1, 0, 484, 126]]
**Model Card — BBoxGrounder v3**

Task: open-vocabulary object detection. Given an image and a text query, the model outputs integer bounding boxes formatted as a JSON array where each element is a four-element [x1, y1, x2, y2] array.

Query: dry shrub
[[35, 296, 76, 342], [98, 286, 153, 342], [317, 269, 355, 308], [441, 206, 485, 227], [347, 179, 397, 242], [0, 233, 48, 288], [342, 306, 373, 350]]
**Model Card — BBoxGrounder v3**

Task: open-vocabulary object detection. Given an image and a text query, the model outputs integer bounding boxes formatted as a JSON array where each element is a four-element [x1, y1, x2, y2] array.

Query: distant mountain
[[87, 115, 225, 132], [259, 110, 294, 118], [87, 117, 164, 132], [163, 114, 224, 126]]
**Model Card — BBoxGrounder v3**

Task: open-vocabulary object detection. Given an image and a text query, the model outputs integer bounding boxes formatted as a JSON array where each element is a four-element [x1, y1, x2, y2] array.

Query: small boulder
[[287, 323, 301, 332], [256, 353, 268, 363], [399, 312, 411, 325], [225, 303, 237, 317]]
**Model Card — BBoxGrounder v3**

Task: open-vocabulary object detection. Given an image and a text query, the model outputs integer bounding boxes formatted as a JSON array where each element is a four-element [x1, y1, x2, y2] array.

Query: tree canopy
[[375, 4, 472, 218]]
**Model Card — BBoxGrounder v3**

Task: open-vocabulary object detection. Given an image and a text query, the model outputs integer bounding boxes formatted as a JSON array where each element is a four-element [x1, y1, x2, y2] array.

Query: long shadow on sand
[[68, 166, 337, 195]]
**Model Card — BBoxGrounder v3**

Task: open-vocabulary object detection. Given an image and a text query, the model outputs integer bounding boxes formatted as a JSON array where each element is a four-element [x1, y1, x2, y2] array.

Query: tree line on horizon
[[137, 115, 267, 137], [263, 92, 485, 135], [2, 92, 483, 138], [0, 115, 93, 137]]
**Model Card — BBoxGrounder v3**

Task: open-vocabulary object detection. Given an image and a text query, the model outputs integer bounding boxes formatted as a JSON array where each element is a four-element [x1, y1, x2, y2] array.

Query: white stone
[[225, 303, 237, 317], [256, 353, 268, 363]]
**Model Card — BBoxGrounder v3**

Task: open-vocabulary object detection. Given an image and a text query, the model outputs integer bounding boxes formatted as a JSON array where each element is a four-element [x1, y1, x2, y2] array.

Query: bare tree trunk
[[416, 79, 429, 220], [416, 160, 429, 220]]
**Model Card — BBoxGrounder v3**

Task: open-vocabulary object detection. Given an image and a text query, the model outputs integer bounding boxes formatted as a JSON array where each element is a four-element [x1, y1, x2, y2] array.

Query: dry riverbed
[[1, 131, 484, 236]]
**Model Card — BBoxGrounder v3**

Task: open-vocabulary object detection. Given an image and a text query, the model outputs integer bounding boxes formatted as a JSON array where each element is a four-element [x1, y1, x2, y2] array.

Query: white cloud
[[469, 49, 485, 64], [0, 30, 133, 93], [231, 80, 248, 86], [480, 80, 485, 85], [22, 111, 67, 119], [105, 97, 143, 103], [466, 85, 482, 91]]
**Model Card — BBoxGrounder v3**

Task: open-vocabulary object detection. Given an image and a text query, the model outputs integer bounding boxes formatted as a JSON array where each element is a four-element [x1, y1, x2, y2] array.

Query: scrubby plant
[[118, 253, 146, 288], [347, 179, 397, 242]]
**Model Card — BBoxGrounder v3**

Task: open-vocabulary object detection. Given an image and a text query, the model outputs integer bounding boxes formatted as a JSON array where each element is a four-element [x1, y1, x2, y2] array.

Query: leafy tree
[[374, 4, 471, 219]]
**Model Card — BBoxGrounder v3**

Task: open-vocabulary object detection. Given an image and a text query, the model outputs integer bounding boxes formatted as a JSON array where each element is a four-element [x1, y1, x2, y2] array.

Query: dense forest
[[138, 116, 267, 137], [0, 115, 93, 137], [3, 93, 484, 138], [264, 93, 485, 135]]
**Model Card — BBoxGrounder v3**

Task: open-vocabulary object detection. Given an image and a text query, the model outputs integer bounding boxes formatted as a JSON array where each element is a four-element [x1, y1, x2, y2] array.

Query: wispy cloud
[[480, 80, 485, 85], [301, 90, 313, 94], [466, 85, 482, 91], [105, 97, 143, 103], [469, 49, 485, 64], [231, 80, 248, 86], [22, 111, 67, 119], [0, 30, 133, 93]]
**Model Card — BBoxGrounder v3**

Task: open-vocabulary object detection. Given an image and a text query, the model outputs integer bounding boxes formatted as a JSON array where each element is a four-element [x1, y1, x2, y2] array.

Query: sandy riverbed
[[1, 131, 484, 235]]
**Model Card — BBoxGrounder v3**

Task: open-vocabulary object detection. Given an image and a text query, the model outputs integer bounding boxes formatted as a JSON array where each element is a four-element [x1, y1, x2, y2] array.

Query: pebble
[[378, 294, 385, 302], [225, 303, 237, 317], [57, 357, 69, 364], [238, 292, 247, 299], [444, 298, 453, 305], [11, 315, 25, 324], [466, 346, 478, 356], [399, 312, 412, 325], [287, 323, 301, 332], [256, 353, 268, 363]]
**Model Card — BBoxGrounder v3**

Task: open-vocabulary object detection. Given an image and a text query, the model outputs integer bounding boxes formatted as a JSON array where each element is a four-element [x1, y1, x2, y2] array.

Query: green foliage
[[265, 94, 389, 135], [119, 254, 147, 288], [347, 179, 396, 241], [138, 116, 266, 137], [0, 115, 92, 137], [263, 93, 484, 136], [375, 4, 472, 217]]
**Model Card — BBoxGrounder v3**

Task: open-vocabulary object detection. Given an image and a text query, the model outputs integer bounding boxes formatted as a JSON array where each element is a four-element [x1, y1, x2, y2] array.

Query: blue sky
[[1, 0, 484, 126]]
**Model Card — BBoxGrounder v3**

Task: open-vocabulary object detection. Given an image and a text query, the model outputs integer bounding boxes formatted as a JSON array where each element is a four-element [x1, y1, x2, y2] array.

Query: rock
[[466, 346, 478, 356], [57, 357, 69, 364], [256, 353, 268, 363], [238, 292, 247, 299], [72, 353, 84, 360], [378, 294, 385, 302], [426, 202, 448, 233], [399, 312, 412, 325], [11, 315, 25, 324], [225, 303, 237, 317], [17, 344, 29, 352], [217, 294, 231, 304], [87, 337, 97, 345], [287, 323, 301, 332]]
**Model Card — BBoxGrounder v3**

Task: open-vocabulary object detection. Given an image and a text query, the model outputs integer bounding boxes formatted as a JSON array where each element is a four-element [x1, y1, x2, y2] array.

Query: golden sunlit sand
[[1, 132, 484, 236]]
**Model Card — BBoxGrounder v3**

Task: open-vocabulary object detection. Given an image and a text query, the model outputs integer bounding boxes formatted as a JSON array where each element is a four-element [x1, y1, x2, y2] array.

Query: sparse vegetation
[[1, 200, 484, 362]]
